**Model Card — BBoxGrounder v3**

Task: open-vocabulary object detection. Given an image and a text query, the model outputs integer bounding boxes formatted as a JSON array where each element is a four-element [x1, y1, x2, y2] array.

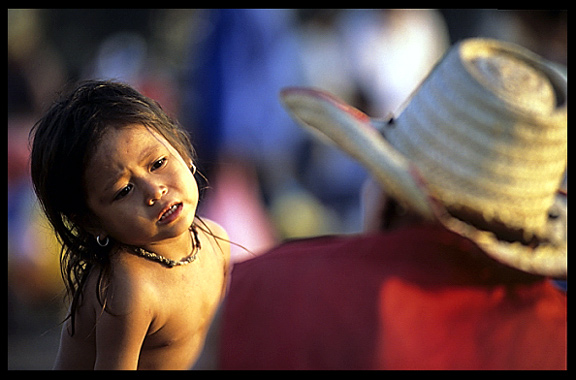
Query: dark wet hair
[[29, 80, 196, 334]]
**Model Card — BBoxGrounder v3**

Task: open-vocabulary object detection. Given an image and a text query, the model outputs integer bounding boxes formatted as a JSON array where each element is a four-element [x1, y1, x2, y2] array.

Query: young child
[[29, 80, 230, 370]]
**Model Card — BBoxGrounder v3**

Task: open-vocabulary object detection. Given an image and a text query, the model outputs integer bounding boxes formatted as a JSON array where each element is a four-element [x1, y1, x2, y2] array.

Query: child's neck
[[139, 228, 197, 262]]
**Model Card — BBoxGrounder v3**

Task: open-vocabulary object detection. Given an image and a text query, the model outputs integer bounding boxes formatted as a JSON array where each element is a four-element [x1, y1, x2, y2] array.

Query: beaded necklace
[[126, 225, 201, 268]]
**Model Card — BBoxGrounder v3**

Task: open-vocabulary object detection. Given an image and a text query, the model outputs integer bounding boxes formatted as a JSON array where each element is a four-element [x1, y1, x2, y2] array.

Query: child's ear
[[72, 212, 108, 241], [85, 226, 108, 242]]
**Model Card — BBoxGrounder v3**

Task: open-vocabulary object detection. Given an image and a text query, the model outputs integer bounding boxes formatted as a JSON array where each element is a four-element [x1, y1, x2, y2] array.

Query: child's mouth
[[158, 203, 183, 224]]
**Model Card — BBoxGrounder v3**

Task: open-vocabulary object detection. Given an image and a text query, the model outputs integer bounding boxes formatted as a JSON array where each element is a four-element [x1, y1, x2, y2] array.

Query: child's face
[[84, 125, 198, 248]]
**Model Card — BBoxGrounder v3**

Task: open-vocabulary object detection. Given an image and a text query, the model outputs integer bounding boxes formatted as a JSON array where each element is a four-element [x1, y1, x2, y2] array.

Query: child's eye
[[115, 184, 133, 200], [151, 158, 167, 171]]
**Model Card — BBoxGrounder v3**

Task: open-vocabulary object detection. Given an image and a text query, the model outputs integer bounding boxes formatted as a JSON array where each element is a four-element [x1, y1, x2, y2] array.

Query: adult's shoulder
[[242, 234, 353, 264], [240, 232, 390, 265], [229, 233, 369, 286]]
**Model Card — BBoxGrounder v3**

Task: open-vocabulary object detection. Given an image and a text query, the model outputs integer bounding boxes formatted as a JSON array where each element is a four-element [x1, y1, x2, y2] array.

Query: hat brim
[[280, 87, 567, 279], [280, 87, 436, 220]]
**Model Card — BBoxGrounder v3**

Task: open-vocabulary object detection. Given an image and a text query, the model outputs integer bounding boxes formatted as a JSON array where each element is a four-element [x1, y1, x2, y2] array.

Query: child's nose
[[147, 184, 168, 206]]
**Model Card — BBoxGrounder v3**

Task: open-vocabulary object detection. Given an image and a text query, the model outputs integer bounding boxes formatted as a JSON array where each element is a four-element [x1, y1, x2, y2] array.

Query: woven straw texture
[[387, 39, 567, 238], [280, 39, 567, 278]]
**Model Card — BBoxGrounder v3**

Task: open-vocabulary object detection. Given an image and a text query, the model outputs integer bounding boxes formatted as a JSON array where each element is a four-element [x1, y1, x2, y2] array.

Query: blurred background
[[7, 9, 567, 369]]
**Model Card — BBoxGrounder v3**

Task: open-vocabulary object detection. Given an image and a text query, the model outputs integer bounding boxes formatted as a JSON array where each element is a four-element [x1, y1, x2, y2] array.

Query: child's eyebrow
[[103, 172, 124, 195], [101, 143, 162, 195], [138, 144, 161, 164]]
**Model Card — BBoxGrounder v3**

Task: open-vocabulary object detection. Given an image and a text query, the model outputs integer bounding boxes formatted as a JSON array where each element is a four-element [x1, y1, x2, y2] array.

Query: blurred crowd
[[7, 9, 566, 369]]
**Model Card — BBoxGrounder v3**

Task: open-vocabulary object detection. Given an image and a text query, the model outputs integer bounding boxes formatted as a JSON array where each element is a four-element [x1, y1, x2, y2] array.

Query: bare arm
[[93, 273, 155, 370]]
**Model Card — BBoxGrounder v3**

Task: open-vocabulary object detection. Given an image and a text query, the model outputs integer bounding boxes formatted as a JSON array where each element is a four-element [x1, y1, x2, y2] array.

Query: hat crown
[[468, 53, 556, 115], [388, 39, 567, 237]]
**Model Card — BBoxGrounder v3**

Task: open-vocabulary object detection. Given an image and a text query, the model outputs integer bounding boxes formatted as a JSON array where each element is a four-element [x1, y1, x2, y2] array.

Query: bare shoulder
[[107, 252, 160, 315], [54, 260, 157, 370], [197, 218, 231, 262], [198, 218, 228, 240]]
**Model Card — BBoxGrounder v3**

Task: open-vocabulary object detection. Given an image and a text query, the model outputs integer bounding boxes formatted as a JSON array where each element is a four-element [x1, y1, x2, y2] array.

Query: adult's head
[[281, 38, 567, 278]]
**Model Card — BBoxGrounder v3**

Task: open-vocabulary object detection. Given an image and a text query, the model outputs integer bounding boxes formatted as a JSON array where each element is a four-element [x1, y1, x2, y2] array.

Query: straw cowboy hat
[[280, 38, 567, 279]]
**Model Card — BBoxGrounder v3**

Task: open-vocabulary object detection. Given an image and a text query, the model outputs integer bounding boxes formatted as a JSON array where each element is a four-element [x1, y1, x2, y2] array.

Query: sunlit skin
[[53, 125, 230, 370], [85, 125, 199, 257]]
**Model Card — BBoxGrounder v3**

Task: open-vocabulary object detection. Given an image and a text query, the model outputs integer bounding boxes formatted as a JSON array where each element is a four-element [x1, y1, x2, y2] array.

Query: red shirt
[[220, 225, 566, 369]]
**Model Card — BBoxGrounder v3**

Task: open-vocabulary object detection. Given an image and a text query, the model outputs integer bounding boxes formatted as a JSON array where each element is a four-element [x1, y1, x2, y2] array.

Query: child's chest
[[145, 244, 227, 347]]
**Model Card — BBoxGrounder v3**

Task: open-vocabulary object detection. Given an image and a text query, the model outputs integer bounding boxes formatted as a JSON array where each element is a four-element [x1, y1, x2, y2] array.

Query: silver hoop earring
[[190, 163, 197, 175], [96, 235, 109, 247]]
